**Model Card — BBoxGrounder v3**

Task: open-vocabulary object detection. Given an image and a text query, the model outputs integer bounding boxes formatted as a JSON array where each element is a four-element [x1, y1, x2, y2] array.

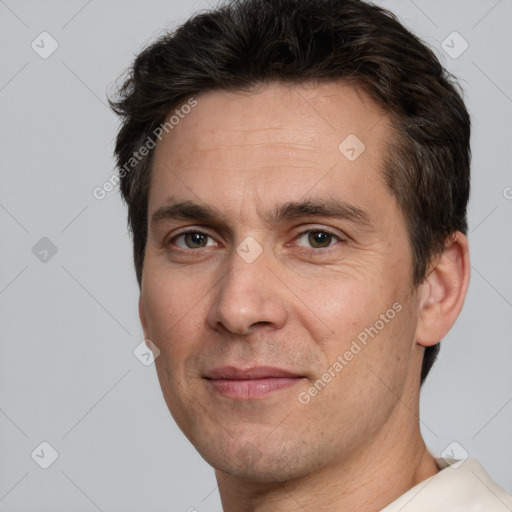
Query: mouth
[[204, 366, 306, 399]]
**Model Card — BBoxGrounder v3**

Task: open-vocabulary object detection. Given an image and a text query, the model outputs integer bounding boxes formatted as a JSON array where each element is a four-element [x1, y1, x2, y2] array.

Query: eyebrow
[[270, 199, 372, 228], [151, 198, 373, 230]]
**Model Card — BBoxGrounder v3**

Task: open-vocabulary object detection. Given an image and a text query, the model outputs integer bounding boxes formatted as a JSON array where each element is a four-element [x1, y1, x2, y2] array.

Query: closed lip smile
[[204, 366, 306, 399]]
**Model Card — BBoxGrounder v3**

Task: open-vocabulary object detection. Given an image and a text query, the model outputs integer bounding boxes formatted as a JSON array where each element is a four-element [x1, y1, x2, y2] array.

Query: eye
[[295, 230, 341, 249], [172, 231, 217, 249]]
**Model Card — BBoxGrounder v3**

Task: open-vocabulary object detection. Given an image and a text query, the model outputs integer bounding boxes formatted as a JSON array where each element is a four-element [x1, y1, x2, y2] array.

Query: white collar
[[380, 458, 512, 511]]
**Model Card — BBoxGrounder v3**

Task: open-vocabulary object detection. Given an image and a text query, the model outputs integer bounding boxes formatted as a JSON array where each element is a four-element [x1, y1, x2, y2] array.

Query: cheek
[[290, 269, 396, 343], [141, 270, 207, 355], [142, 273, 209, 420], [295, 273, 415, 396]]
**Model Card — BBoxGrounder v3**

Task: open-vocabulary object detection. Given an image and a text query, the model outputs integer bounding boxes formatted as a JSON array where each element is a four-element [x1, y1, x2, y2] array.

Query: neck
[[215, 405, 439, 511]]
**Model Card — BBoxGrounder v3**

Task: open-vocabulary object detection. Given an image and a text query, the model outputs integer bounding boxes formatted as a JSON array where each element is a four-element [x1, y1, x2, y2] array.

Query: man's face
[[140, 82, 425, 481]]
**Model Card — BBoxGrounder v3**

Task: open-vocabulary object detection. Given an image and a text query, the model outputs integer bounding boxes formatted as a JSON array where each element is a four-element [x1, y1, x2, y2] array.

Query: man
[[109, 0, 512, 510]]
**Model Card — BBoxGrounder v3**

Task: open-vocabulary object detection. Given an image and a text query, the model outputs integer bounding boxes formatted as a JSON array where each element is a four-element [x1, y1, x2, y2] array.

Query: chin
[[199, 439, 323, 483]]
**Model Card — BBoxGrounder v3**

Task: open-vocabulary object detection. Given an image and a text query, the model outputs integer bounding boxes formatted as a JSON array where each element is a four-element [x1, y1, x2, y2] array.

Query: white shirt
[[381, 458, 512, 511]]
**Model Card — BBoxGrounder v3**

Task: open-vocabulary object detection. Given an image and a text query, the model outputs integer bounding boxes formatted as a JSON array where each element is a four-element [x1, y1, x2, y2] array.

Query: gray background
[[1, 0, 511, 510]]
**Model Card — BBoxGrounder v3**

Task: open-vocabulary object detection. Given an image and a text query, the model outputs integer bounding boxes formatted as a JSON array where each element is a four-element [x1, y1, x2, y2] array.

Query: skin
[[139, 82, 470, 511]]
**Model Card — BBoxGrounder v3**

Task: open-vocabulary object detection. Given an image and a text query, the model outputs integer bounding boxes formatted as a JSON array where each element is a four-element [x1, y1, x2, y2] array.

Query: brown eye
[[173, 231, 215, 249], [308, 231, 333, 248], [296, 230, 339, 249]]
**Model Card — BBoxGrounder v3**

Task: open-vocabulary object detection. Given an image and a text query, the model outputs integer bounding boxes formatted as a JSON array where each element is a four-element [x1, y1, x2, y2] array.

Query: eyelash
[[166, 227, 344, 252]]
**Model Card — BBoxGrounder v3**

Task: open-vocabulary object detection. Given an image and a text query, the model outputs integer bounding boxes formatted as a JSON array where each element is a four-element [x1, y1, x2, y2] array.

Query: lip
[[205, 366, 301, 380], [204, 366, 305, 399]]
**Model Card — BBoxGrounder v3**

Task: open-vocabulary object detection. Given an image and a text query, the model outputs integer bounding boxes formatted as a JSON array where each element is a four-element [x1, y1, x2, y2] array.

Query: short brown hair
[[109, 0, 471, 383]]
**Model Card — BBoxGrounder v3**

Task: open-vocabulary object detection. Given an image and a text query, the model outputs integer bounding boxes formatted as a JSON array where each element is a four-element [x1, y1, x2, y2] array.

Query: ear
[[415, 231, 470, 347], [139, 294, 150, 340]]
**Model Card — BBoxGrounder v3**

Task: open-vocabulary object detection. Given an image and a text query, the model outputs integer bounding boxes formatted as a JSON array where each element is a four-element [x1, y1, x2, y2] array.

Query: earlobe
[[415, 232, 470, 347], [139, 295, 150, 340]]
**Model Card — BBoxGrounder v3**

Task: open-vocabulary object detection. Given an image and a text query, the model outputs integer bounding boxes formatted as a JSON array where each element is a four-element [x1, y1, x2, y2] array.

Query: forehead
[[150, 82, 394, 218]]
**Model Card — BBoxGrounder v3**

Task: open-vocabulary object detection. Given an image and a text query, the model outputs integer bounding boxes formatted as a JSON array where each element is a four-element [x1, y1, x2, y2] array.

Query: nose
[[206, 245, 288, 336]]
